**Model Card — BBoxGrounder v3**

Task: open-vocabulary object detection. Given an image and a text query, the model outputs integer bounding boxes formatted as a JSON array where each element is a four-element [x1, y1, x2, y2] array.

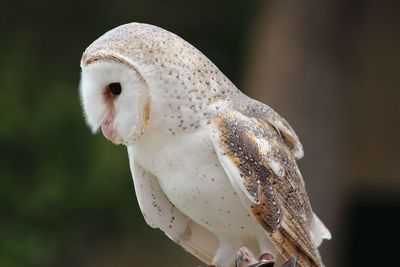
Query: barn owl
[[79, 23, 331, 267]]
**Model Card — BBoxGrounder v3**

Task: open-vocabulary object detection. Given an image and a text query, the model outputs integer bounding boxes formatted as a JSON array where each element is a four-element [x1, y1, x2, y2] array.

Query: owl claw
[[245, 252, 274, 267], [259, 252, 275, 262], [234, 247, 298, 267], [235, 247, 258, 267]]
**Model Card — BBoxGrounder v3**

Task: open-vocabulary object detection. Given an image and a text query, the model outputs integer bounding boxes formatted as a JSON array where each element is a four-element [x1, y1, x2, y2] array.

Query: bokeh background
[[1, 0, 399, 266]]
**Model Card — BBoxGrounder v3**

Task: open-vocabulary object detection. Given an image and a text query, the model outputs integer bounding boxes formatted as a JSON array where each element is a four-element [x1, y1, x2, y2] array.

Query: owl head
[[80, 23, 229, 145], [80, 51, 151, 145], [79, 23, 166, 145]]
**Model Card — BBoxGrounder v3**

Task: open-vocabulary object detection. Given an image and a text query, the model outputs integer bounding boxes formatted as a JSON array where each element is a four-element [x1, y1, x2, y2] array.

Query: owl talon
[[235, 247, 258, 267], [259, 252, 274, 262], [244, 252, 274, 267]]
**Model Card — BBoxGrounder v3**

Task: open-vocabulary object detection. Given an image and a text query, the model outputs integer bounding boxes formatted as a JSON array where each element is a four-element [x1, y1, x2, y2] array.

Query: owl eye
[[108, 83, 122, 95]]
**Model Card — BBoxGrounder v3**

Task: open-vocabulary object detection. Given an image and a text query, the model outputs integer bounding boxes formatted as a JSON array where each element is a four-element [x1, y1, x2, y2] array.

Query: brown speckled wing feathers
[[208, 103, 323, 267]]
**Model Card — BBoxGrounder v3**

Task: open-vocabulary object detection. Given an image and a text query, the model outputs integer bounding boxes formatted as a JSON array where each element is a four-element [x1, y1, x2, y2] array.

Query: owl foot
[[248, 252, 274, 267], [235, 247, 259, 267], [246, 255, 274, 267], [259, 252, 275, 263], [235, 247, 297, 267]]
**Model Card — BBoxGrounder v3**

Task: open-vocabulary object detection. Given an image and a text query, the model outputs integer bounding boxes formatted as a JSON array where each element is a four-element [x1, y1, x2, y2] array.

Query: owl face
[[80, 58, 150, 145]]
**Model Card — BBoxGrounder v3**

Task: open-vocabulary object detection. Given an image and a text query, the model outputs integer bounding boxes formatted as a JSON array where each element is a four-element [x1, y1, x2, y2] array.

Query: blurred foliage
[[0, 33, 138, 267], [0, 0, 261, 266]]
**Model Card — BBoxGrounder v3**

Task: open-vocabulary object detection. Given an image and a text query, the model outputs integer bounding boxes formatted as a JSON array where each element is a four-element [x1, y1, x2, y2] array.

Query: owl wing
[[207, 100, 325, 267], [127, 147, 219, 264]]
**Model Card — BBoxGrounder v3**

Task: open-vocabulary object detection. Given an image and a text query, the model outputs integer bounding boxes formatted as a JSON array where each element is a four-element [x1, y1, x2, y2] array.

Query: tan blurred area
[[243, 1, 400, 266]]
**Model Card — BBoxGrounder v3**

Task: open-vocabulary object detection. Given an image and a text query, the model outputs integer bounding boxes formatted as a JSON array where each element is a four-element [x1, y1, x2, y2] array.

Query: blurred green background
[[1, 1, 399, 267]]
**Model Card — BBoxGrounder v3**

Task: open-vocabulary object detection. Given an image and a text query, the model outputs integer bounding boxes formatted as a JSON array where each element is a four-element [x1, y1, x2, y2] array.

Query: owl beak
[[101, 121, 117, 142], [101, 109, 121, 144], [101, 122, 123, 145]]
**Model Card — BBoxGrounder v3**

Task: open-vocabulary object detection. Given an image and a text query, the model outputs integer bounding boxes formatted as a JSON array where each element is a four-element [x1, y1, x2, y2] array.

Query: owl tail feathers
[[310, 213, 332, 247]]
